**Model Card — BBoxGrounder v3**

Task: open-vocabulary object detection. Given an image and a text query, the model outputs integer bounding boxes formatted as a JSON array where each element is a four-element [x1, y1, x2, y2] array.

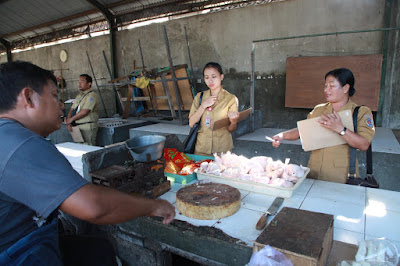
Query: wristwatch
[[339, 127, 347, 136]]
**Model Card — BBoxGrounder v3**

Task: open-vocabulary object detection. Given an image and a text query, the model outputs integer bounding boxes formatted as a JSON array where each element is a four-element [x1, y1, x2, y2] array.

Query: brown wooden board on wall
[[141, 65, 194, 111], [285, 55, 382, 111]]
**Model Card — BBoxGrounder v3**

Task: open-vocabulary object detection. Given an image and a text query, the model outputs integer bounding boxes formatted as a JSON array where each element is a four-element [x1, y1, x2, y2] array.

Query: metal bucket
[[125, 135, 166, 162]]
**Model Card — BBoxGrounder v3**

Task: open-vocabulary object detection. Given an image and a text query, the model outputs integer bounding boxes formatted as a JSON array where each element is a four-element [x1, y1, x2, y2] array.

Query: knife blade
[[255, 197, 284, 230]]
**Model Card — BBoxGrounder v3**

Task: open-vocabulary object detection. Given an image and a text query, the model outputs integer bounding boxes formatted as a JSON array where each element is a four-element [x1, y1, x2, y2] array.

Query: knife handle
[[255, 213, 268, 230]]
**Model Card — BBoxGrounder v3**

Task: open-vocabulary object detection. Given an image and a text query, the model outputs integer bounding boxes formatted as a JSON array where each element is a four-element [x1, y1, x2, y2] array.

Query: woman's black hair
[[203, 62, 223, 75], [325, 68, 356, 97]]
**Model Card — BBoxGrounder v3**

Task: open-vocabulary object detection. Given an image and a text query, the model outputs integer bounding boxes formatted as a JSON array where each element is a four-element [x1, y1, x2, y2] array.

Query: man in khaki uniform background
[[65, 74, 99, 145]]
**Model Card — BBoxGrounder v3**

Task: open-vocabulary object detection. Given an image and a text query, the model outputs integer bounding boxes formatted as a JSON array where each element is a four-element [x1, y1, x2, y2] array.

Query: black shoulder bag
[[346, 106, 379, 188], [183, 92, 204, 154]]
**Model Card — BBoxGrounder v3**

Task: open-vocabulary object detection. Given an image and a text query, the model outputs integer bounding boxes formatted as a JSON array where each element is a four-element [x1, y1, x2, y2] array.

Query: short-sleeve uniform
[[71, 89, 99, 145], [189, 89, 238, 156], [0, 119, 88, 253], [307, 100, 375, 183]]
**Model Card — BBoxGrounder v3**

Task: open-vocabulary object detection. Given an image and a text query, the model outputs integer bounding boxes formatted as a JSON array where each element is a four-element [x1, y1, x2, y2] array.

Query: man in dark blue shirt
[[0, 61, 175, 265]]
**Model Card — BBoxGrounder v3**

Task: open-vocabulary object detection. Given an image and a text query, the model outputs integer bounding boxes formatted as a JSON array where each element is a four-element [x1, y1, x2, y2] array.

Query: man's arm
[[59, 183, 175, 225], [66, 107, 74, 121], [65, 109, 90, 125]]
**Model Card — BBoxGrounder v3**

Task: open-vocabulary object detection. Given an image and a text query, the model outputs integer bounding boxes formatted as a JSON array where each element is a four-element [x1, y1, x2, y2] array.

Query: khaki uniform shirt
[[71, 89, 99, 124], [189, 89, 238, 156], [307, 99, 375, 183]]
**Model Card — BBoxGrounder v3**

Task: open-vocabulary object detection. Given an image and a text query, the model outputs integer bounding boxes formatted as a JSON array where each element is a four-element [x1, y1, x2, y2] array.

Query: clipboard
[[297, 110, 354, 151], [70, 126, 84, 143], [211, 108, 252, 131]]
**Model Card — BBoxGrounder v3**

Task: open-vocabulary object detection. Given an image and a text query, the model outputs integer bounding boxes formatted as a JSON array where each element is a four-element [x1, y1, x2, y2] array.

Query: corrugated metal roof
[[0, 0, 94, 36], [0, 0, 280, 51]]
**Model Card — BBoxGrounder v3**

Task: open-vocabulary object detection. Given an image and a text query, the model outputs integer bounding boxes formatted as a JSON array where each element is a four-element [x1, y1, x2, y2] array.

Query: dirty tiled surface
[[162, 180, 400, 248], [58, 142, 400, 250]]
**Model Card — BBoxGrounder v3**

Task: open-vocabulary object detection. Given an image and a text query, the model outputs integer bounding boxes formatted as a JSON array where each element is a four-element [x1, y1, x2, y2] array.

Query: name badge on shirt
[[204, 115, 211, 127]]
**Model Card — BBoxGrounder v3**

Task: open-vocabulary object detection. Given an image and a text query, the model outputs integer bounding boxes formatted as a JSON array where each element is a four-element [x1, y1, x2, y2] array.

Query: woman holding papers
[[189, 62, 239, 156], [271, 68, 375, 183]]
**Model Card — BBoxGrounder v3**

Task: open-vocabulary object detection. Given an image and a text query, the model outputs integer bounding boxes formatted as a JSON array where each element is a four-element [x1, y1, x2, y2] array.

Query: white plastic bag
[[248, 245, 293, 266], [338, 239, 399, 266]]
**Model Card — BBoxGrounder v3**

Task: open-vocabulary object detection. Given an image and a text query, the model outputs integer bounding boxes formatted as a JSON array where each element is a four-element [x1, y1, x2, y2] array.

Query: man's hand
[[150, 199, 176, 224], [65, 117, 73, 132]]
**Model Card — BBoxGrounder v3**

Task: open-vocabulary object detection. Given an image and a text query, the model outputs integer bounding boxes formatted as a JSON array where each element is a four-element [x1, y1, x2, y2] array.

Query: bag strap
[[74, 90, 92, 112], [349, 106, 373, 177], [196, 92, 204, 128], [366, 140, 373, 176]]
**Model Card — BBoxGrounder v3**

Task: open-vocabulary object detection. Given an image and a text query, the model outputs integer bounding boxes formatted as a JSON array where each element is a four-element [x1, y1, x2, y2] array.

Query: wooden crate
[[254, 207, 334, 266], [143, 64, 194, 111]]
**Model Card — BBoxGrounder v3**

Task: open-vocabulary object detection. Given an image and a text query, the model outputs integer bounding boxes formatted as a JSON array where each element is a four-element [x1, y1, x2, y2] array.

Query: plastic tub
[[196, 167, 310, 198]]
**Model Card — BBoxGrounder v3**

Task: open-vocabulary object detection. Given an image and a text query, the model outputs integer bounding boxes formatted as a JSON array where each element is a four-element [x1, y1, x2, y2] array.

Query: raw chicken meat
[[221, 167, 243, 178], [196, 152, 305, 188], [249, 156, 271, 169]]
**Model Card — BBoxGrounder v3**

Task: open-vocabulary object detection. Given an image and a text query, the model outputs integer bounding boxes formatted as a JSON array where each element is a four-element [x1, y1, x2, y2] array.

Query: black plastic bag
[[183, 124, 200, 154], [346, 174, 379, 188], [183, 92, 203, 154]]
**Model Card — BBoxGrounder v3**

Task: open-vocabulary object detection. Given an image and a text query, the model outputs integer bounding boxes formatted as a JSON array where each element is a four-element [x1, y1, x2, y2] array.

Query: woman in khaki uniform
[[271, 68, 375, 183], [189, 62, 239, 156]]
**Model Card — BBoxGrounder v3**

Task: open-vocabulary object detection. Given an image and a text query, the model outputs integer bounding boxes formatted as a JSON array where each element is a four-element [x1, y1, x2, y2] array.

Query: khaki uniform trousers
[[77, 123, 98, 146]]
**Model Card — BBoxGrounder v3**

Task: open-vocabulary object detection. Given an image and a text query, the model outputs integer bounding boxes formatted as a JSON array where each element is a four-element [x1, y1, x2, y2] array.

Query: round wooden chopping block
[[176, 182, 241, 220]]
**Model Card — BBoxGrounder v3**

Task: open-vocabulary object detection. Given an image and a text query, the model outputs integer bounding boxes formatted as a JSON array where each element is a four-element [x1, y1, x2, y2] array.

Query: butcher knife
[[255, 197, 284, 230]]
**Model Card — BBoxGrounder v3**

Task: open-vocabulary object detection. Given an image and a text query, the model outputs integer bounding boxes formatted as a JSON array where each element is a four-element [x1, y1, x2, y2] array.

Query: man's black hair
[[80, 74, 93, 86], [0, 61, 57, 112]]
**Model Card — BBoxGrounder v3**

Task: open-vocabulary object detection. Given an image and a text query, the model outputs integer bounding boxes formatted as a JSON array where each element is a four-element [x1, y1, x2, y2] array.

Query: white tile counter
[[55, 142, 400, 254], [160, 179, 400, 251], [56, 142, 103, 176]]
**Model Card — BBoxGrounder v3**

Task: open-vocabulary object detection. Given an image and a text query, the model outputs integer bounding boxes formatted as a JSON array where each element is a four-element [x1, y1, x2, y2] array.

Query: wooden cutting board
[[176, 182, 241, 220], [254, 207, 334, 266]]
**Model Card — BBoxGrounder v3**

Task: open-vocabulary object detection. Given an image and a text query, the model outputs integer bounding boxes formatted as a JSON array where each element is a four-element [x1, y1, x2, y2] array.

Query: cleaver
[[255, 197, 284, 230]]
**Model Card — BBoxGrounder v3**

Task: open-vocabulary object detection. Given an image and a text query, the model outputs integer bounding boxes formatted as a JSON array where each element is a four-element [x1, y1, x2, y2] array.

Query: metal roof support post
[[162, 25, 184, 125], [250, 42, 255, 132], [103, 50, 123, 115], [376, 0, 393, 126], [86, 51, 109, 117], [138, 39, 145, 68], [86, 0, 116, 79], [0, 38, 12, 62], [109, 23, 117, 79], [184, 26, 197, 96]]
